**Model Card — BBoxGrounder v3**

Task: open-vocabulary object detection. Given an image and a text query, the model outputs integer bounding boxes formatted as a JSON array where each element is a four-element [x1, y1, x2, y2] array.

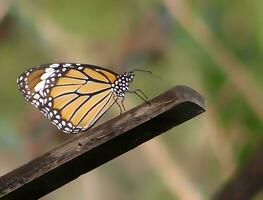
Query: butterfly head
[[113, 72, 134, 97], [123, 71, 135, 83]]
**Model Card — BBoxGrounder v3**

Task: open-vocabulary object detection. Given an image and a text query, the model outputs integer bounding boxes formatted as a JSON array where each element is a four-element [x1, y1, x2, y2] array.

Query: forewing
[[17, 63, 118, 133]]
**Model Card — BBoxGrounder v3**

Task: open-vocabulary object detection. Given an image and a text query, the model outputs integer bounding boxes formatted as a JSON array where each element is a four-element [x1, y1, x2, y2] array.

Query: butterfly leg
[[128, 89, 150, 104], [113, 96, 123, 115], [120, 97, 126, 112]]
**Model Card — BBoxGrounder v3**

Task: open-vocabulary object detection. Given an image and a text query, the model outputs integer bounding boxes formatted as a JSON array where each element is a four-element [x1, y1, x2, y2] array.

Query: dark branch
[[0, 85, 205, 200], [215, 146, 263, 200]]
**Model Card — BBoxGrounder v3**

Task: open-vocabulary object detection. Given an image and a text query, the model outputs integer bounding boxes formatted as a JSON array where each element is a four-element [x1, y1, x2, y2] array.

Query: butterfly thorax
[[112, 72, 134, 97]]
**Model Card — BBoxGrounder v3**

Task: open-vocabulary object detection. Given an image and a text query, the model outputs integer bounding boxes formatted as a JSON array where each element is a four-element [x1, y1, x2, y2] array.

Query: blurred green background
[[0, 0, 262, 199]]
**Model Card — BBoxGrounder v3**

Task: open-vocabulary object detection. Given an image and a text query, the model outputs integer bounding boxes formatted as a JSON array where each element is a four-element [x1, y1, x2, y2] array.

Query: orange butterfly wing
[[18, 63, 118, 133]]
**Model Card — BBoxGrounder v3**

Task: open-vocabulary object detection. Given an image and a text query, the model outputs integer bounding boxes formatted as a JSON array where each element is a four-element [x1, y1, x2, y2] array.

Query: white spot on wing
[[35, 81, 45, 92], [41, 71, 54, 80], [50, 64, 59, 68], [45, 68, 55, 73], [34, 94, 40, 99], [63, 63, 71, 67], [65, 127, 71, 132]]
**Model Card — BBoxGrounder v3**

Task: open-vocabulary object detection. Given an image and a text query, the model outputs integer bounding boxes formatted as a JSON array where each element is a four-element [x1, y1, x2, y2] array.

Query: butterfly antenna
[[132, 69, 162, 81]]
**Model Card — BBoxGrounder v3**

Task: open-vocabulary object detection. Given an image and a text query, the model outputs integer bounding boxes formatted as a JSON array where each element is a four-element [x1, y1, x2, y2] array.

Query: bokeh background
[[0, 0, 262, 199]]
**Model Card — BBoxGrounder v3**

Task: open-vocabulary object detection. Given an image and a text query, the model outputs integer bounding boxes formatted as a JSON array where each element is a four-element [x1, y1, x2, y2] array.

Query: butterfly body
[[17, 63, 134, 134]]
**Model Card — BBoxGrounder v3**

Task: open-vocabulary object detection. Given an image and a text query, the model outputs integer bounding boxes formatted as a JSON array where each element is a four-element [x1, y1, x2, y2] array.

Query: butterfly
[[17, 63, 147, 134]]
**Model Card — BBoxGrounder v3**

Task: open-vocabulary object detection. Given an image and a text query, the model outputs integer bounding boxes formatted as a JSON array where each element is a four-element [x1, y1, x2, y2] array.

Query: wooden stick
[[0, 85, 205, 200], [215, 147, 263, 200]]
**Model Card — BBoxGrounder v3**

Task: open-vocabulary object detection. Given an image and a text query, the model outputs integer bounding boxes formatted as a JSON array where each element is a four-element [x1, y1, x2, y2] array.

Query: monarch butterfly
[[17, 63, 148, 134]]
